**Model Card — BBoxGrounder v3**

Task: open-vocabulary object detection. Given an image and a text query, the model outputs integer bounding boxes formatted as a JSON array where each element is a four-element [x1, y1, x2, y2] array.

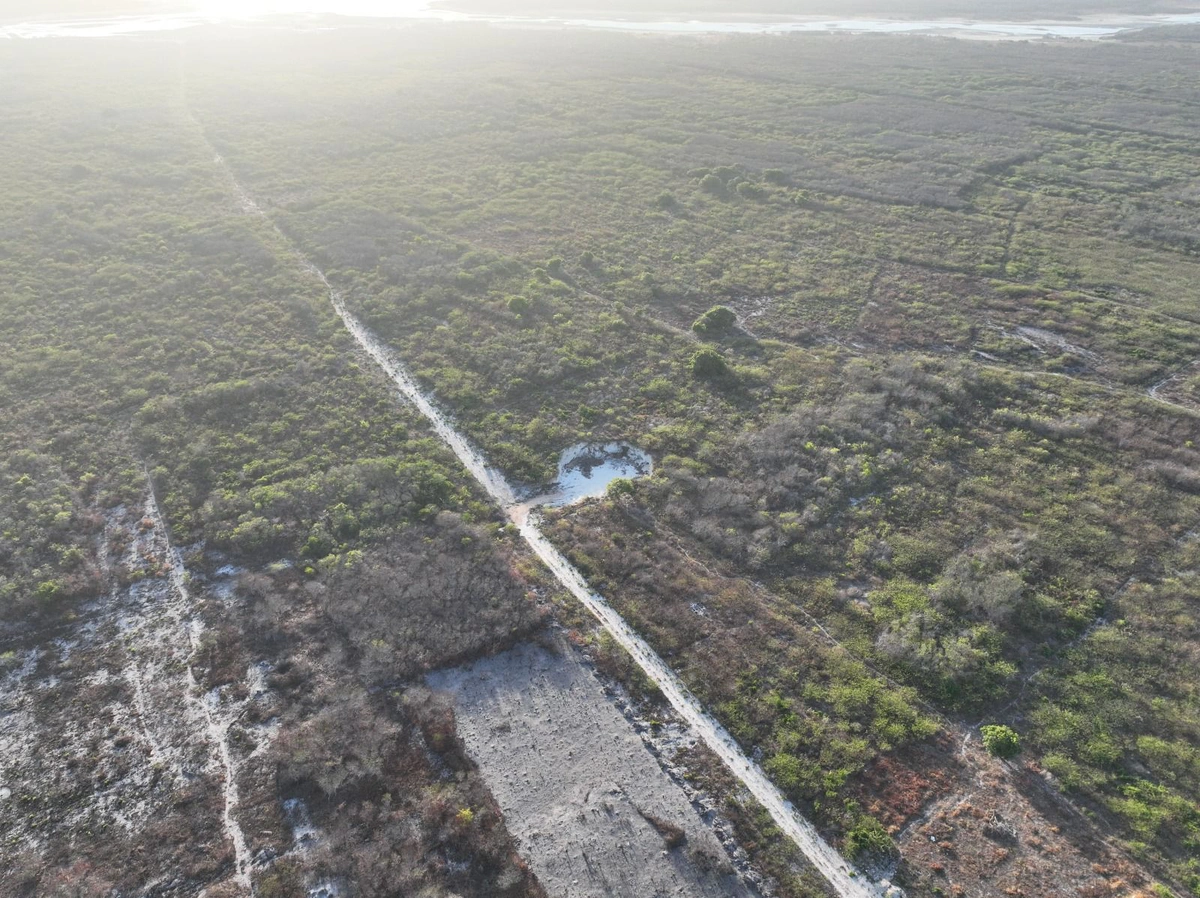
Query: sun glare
[[183, 0, 438, 19]]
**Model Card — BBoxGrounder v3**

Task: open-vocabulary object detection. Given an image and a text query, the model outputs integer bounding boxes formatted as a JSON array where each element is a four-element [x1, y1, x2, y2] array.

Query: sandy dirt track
[[199, 133, 880, 896]]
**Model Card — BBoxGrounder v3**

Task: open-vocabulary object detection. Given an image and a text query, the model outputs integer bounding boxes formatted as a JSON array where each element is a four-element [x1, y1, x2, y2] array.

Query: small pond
[[532, 441, 652, 508]]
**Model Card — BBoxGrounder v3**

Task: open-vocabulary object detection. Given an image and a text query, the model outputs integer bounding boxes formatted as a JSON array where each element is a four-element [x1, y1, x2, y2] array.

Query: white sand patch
[[430, 640, 756, 898]]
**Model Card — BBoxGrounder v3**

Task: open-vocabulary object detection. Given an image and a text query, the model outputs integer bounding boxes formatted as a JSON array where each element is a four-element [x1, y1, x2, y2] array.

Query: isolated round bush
[[691, 347, 728, 378], [981, 724, 1021, 759], [692, 305, 737, 336]]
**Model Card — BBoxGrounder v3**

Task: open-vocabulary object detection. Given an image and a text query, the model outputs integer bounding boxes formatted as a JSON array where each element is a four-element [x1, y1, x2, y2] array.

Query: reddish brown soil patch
[[893, 739, 1152, 898], [853, 734, 959, 831]]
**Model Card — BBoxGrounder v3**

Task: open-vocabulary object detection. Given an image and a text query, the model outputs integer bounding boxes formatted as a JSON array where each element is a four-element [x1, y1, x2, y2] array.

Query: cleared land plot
[[428, 639, 759, 898]]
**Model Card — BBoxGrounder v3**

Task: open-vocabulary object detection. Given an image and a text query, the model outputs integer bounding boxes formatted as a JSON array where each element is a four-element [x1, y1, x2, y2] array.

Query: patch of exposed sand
[[429, 639, 758, 898]]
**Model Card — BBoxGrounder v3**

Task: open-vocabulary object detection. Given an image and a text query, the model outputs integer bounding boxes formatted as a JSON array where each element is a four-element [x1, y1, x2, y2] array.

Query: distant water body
[[4, 2, 1200, 40]]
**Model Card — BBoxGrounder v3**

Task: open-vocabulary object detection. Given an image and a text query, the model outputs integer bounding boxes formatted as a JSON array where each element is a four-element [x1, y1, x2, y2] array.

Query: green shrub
[[35, 579, 66, 602], [691, 347, 729, 378], [692, 305, 737, 336], [698, 173, 726, 195], [982, 724, 1022, 759], [606, 477, 636, 499], [844, 815, 897, 862], [735, 181, 765, 200], [255, 861, 304, 898]]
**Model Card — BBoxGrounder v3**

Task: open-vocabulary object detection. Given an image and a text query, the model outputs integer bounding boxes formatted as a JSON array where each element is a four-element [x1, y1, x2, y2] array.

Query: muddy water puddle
[[529, 441, 652, 509]]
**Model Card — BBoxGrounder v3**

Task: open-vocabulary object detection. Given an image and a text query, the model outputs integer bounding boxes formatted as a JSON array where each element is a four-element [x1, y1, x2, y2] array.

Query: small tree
[[506, 294, 531, 317], [981, 724, 1021, 759]]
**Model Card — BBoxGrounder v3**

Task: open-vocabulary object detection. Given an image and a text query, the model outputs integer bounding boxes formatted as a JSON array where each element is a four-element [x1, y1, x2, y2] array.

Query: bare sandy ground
[[428, 638, 758, 898], [0, 499, 269, 894]]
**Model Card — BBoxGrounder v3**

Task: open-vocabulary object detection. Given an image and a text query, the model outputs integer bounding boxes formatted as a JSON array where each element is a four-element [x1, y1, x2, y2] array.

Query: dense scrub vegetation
[[237, 519, 547, 897], [0, 39, 512, 627], [0, 38, 544, 896], [182, 26, 1200, 894]]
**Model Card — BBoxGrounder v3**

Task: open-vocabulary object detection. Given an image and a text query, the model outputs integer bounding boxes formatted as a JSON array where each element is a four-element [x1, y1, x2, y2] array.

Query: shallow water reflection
[[531, 441, 652, 508]]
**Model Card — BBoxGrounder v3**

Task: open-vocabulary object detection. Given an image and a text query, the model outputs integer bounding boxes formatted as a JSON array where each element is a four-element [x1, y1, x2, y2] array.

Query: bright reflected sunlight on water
[[183, 0, 440, 16], [4, 0, 1200, 39]]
